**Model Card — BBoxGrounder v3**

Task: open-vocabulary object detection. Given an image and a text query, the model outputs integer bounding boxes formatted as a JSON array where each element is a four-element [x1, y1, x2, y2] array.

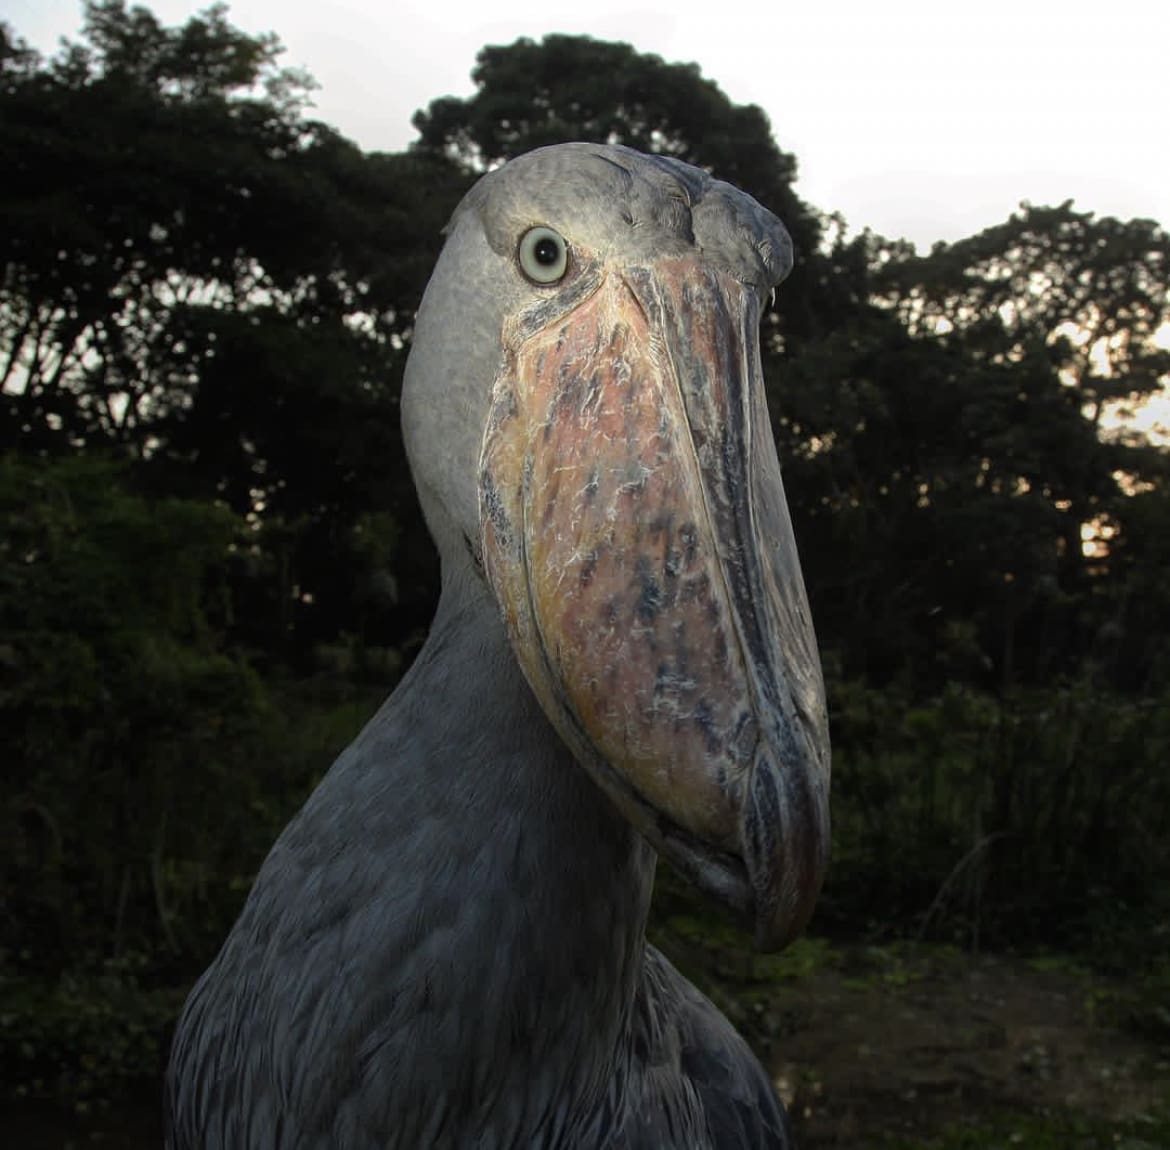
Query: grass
[[878, 1107, 1170, 1149]]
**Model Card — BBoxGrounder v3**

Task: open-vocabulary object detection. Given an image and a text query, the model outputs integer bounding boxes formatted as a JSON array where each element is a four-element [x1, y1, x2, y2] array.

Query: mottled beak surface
[[480, 255, 830, 949]]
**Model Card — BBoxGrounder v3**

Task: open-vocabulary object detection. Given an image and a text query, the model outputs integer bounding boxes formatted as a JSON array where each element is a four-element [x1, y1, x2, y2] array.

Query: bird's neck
[[345, 562, 658, 1139], [170, 563, 659, 1148]]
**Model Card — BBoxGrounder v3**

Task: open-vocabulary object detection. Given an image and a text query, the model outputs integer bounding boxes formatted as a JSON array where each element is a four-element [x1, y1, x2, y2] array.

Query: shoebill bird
[[166, 142, 831, 1149]]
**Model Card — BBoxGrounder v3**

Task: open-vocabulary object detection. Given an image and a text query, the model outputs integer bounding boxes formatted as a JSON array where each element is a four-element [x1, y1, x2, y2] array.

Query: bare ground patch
[[656, 926, 1170, 1149]]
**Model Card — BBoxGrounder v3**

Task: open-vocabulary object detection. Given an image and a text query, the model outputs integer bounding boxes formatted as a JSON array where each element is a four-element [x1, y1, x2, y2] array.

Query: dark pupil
[[533, 236, 559, 265]]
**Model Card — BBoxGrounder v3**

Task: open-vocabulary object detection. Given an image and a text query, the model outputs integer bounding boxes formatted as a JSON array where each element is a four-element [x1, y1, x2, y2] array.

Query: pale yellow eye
[[517, 226, 568, 284]]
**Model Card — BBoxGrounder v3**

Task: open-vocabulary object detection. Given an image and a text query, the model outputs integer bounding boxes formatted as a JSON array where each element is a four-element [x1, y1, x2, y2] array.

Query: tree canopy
[[412, 34, 828, 338]]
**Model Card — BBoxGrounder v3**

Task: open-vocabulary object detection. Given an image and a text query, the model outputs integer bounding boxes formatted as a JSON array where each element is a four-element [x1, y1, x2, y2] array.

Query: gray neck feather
[[172, 553, 656, 1148]]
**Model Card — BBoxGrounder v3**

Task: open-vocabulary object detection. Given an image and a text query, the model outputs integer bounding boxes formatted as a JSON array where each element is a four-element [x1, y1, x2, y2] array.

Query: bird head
[[403, 143, 830, 950]]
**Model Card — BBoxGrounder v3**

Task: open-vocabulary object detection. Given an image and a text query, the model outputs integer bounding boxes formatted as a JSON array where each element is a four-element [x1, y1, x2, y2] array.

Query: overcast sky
[[9, 0, 1170, 252]]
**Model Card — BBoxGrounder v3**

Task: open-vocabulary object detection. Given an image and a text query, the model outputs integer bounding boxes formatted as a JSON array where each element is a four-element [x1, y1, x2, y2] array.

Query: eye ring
[[517, 226, 569, 285]]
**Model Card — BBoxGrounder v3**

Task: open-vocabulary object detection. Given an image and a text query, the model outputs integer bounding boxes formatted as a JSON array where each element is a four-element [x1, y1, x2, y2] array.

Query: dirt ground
[[707, 942, 1170, 1148], [5, 940, 1168, 1148]]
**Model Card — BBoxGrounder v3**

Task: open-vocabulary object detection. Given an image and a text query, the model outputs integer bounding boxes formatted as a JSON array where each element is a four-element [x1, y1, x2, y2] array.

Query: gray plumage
[[166, 143, 819, 1149]]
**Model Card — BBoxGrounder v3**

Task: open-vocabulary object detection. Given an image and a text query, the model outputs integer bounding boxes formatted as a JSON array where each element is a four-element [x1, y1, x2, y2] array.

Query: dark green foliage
[[0, 1, 468, 660], [774, 210, 1170, 694], [824, 677, 1170, 949], [0, 451, 386, 1107], [1, 953, 184, 1108], [0, 455, 277, 966]]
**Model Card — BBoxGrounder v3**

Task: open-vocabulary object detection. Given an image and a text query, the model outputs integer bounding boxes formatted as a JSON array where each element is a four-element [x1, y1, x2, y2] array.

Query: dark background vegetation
[[2, 1, 1169, 1138]]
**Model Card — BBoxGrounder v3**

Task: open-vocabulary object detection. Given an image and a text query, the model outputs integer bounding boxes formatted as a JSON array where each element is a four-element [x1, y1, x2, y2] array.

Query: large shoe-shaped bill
[[479, 255, 831, 950]]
